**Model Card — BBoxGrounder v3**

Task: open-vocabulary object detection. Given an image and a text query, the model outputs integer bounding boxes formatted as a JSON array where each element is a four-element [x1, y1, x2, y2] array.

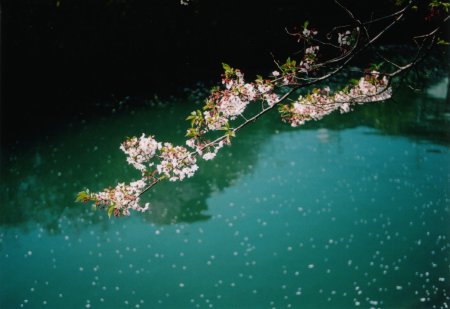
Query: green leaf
[[303, 20, 309, 29], [437, 38, 450, 45], [75, 190, 90, 203], [226, 129, 236, 138], [186, 128, 198, 137], [222, 63, 231, 72], [350, 78, 359, 85], [369, 62, 383, 71], [108, 205, 115, 218]]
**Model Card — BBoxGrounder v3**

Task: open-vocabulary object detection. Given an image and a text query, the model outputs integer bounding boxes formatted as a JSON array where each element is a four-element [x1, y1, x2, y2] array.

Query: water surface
[[1, 78, 449, 308]]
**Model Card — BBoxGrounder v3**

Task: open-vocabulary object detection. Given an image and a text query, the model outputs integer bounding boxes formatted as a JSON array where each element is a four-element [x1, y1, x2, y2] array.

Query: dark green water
[[1, 77, 449, 308]]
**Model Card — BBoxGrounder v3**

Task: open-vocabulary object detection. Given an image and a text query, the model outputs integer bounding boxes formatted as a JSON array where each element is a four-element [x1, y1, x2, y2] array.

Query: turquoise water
[[1, 79, 449, 308]]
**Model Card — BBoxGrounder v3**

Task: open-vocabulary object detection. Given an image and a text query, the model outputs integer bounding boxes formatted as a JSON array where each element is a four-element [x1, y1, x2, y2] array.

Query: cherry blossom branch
[[76, 0, 449, 218], [138, 87, 299, 197], [281, 5, 407, 88]]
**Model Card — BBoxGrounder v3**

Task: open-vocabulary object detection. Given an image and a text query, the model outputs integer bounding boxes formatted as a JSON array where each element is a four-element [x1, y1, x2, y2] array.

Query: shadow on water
[[0, 70, 448, 232]]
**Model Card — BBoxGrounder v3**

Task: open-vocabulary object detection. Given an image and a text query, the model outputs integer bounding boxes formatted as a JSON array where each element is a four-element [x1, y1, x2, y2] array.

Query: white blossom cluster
[[305, 45, 319, 57], [156, 143, 199, 181], [285, 73, 391, 127], [218, 93, 248, 119], [302, 27, 318, 38], [273, 70, 291, 86], [218, 71, 257, 119], [214, 71, 278, 121], [185, 136, 225, 161], [185, 69, 280, 164], [120, 134, 161, 172], [120, 136, 199, 182], [347, 74, 392, 103], [82, 134, 201, 216], [91, 180, 150, 217], [203, 140, 225, 161], [338, 31, 352, 46], [263, 92, 280, 107], [218, 70, 281, 120], [203, 111, 228, 130]]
